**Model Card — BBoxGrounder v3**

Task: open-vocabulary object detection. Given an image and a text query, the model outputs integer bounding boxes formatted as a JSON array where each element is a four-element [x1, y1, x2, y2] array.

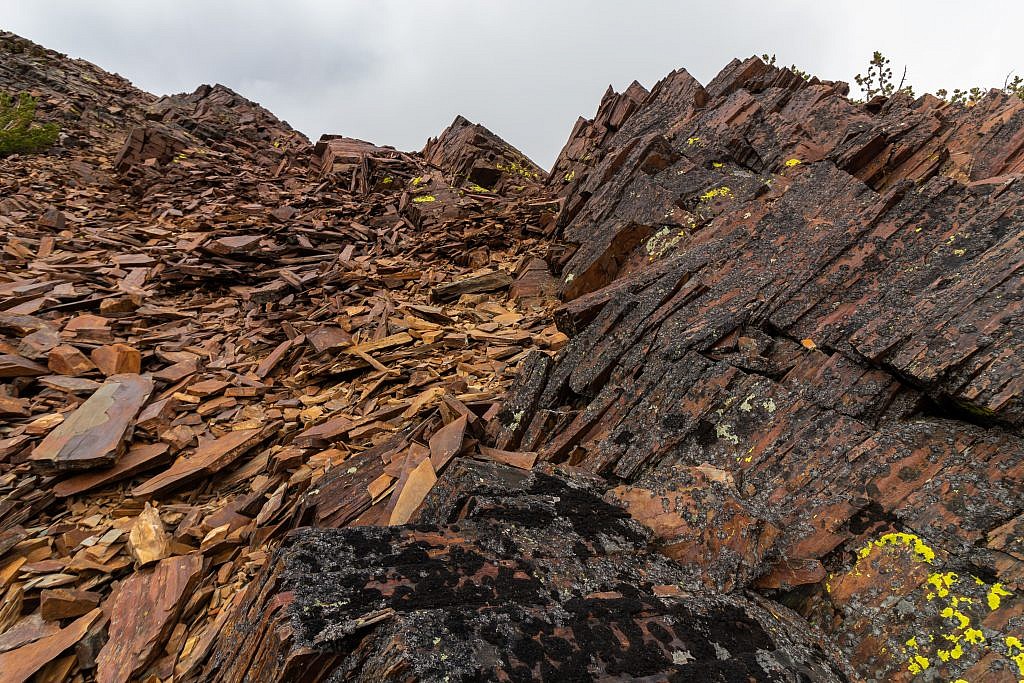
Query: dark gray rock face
[[203, 461, 852, 682]]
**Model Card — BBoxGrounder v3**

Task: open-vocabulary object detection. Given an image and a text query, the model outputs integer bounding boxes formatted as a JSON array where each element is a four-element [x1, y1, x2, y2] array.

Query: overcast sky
[[2, 1, 1022, 169]]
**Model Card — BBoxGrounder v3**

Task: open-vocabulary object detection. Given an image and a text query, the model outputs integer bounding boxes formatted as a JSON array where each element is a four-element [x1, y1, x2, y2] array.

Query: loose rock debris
[[0, 30, 563, 682], [1, 31, 1024, 682]]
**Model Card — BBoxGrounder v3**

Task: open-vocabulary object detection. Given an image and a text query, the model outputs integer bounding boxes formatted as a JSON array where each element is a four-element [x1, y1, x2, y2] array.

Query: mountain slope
[[2, 33, 1024, 683]]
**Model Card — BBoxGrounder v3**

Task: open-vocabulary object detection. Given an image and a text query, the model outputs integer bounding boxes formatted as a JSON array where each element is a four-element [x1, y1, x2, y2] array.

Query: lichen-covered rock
[[501, 55, 1024, 680], [6, 29, 1024, 680], [423, 115, 547, 194], [202, 461, 852, 682], [822, 532, 1024, 681]]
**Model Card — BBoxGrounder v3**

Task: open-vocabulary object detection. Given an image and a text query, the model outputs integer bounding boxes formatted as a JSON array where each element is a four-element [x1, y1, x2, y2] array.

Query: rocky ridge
[[1, 31, 1023, 683], [505, 56, 1024, 681]]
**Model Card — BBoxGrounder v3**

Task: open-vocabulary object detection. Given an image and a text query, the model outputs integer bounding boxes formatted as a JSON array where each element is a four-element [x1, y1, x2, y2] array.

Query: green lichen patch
[[496, 158, 540, 181], [645, 226, 687, 259], [0, 91, 59, 157]]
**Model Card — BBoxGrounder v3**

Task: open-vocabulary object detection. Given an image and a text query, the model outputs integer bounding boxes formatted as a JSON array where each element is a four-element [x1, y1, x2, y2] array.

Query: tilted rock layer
[[502, 56, 1024, 681]]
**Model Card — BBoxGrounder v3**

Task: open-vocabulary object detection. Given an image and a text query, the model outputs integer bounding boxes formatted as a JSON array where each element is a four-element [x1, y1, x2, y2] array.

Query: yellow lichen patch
[[988, 583, 1012, 610], [564, 170, 575, 182], [784, 158, 802, 167], [699, 186, 733, 202], [927, 572, 957, 599], [937, 640, 964, 662], [411, 176, 424, 186], [712, 162, 724, 168], [412, 195, 436, 203], [953, 248, 967, 256], [687, 136, 701, 146], [381, 176, 393, 185], [862, 540, 1024, 679], [964, 628, 985, 644], [496, 159, 540, 181], [1008, 636, 1024, 676], [856, 532, 937, 564], [908, 654, 930, 674], [465, 183, 490, 193], [940, 607, 971, 630]]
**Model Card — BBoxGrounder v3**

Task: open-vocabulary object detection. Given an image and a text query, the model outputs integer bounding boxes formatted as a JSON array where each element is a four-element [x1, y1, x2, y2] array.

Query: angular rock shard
[[28, 373, 153, 471], [95, 554, 204, 683]]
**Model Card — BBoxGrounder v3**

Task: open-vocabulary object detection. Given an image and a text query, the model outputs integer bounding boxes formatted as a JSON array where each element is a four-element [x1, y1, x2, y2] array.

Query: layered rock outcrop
[[204, 460, 852, 682], [499, 56, 1024, 681], [3, 31, 1024, 681]]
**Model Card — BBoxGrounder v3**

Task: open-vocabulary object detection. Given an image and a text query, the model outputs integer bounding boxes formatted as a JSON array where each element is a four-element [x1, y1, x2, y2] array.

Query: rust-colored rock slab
[[95, 554, 203, 683], [28, 373, 153, 471]]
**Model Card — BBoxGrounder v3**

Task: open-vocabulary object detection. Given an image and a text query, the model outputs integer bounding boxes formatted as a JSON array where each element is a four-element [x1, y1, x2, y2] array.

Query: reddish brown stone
[[90, 343, 142, 376], [39, 588, 101, 621]]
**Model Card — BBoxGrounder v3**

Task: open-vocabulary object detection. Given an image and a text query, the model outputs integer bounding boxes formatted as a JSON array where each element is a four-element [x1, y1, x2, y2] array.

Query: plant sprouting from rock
[[932, 73, 1024, 106], [855, 51, 913, 100], [1005, 74, 1024, 99], [935, 86, 986, 105], [760, 54, 811, 81]]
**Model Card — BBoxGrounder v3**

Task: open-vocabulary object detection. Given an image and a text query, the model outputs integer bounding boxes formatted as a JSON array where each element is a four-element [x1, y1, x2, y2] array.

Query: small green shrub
[[855, 51, 914, 100], [935, 87, 986, 105], [760, 53, 811, 81], [0, 92, 59, 157], [857, 51, 1024, 107], [1004, 75, 1024, 100]]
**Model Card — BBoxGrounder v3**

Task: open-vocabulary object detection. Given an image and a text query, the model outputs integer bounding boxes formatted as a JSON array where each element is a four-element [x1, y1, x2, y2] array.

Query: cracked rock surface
[[204, 460, 852, 682]]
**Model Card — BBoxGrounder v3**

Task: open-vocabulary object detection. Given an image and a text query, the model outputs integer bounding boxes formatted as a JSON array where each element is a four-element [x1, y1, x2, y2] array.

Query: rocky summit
[[0, 31, 1023, 683]]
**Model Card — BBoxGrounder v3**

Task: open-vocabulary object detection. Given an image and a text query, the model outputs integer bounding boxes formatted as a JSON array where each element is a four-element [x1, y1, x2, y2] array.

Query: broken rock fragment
[[95, 554, 203, 683], [90, 343, 142, 376], [28, 373, 153, 471]]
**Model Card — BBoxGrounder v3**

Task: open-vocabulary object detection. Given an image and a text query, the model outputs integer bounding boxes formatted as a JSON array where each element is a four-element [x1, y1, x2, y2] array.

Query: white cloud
[[2, 1, 1022, 168]]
